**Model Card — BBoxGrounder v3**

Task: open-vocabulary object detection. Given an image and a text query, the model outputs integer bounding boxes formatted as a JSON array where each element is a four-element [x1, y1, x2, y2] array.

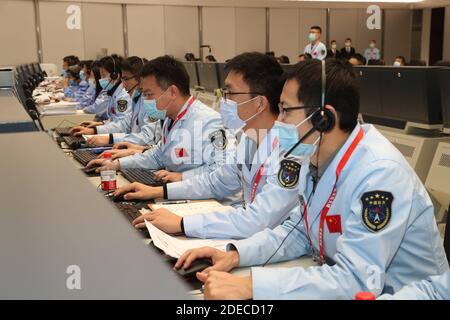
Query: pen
[[158, 200, 191, 205]]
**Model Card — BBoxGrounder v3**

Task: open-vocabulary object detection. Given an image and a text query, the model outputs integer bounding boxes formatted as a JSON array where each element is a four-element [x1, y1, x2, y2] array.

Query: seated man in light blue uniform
[[174, 59, 449, 300], [70, 56, 161, 147], [115, 52, 301, 239], [87, 55, 234, 183]]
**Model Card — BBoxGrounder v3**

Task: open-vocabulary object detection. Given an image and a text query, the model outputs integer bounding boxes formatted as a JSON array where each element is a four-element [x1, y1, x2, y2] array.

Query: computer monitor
[[217, 63, 228, 88], [281, 64, 296, 75], [183, 61, 199, 88], [356, 66, 443, 128], [197, 62, 220, 92], [438, 68, 450, 132]]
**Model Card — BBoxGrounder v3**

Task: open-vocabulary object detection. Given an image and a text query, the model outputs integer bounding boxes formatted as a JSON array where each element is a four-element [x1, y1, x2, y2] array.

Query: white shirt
[[304, 41, 327, 60]]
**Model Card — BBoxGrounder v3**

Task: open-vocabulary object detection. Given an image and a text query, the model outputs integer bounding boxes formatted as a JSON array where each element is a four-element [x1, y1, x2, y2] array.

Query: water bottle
[[100, 152, 116, 192]]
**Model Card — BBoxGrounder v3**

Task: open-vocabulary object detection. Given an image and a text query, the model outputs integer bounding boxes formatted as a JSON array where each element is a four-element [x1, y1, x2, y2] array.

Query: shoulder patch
[[361, 191, 393, 232], [277, 159, 301, 189], [209, 129, 227, 150], [117, 99, 128, 112]]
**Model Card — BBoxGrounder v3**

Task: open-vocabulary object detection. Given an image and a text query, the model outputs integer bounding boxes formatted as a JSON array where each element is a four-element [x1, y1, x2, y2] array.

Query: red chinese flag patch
[[326, 215, 342, 234], [175, 148, 188, 158]]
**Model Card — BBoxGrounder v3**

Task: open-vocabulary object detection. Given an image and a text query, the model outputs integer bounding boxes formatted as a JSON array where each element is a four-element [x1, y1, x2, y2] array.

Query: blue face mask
[[99, 78, 113, 90], [68, 79, 77, 87], [219, 96, 261, 130], [79, 70, 86, 81], [61, 69, 67, 78], [274, 115, 318, 157], [142, 99, 166, 120], [132, 89, 141, 100]]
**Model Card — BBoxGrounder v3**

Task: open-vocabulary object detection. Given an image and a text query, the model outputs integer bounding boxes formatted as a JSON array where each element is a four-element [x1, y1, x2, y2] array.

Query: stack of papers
[[151, 200, 233, 217], [145, 220, 235, 259], [37, 101, 79, 115], [144, 200, 235, 258]]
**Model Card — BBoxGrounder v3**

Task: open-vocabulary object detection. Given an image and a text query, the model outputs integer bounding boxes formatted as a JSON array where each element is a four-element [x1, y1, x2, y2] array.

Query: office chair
[[445, 204, 450, 265]]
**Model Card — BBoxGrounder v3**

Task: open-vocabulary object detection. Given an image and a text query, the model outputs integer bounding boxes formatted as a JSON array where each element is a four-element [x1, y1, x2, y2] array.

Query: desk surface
[[0, 132, 189, 299], [0, 89, 36, 132]]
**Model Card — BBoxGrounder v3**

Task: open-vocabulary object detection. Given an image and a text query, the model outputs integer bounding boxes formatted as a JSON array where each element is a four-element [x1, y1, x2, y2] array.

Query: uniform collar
[[300, 124, 364, 223]]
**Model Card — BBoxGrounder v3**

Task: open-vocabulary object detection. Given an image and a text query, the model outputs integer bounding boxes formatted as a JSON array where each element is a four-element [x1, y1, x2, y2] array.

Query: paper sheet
[[151, 200, 233, 217], [145, 220, 235, 258]]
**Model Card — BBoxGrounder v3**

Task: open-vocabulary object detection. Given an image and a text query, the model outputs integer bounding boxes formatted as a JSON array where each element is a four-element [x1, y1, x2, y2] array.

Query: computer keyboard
[[120, 168, 165, 186], [62, 136, 86, 149], [113, 201, 150, 237], [72, 150, 98, 166], [55, 127, 72, 136]]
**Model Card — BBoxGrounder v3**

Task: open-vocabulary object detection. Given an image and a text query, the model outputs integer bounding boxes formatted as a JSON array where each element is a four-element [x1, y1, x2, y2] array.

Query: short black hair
[[225, 52, 284, 116], [140, 55, 190, 96], [310, 25, 322, 33], [121, 56, 147, 76], [330, 40, 337, 44], [395, 56, 406, 64], [285, 59, 359, 132], [67, 65, 81, 79], [345, 38, 352, 42], [277, 55, 290, 64], [350, 53, 366, 65], [99, 55, 124, 79], [79, 60, 93, 74], [63, 55, 80, 67]]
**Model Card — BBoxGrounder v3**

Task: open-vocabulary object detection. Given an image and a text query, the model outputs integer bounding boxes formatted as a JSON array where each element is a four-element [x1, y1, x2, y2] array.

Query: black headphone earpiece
[[310, 59, 335, 133], [311, 108, 335, 133], [110, 56, 118, 80]]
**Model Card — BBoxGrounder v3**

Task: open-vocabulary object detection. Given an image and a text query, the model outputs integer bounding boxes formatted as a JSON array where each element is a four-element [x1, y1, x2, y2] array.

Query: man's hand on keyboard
[[154, 170, 182, 183], [113, 182, 164, 201], [85, 158, 107, 169], [86, 135, 109, 147], [132, 208, 182, 234], [69, 126, 95, 136], [95, 159, 120, 173], [113, 141, 145, 151], [80, 121, 103, 128], [97, 148, 140, 160]]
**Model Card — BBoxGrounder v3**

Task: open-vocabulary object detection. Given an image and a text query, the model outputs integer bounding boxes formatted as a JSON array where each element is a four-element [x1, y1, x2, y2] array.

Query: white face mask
[[345, 42, 351, 47], [331, 44, 337, 50], [369, 43, 375, 48], [393, 61, 402, 67], [219, 96, 261, 131]]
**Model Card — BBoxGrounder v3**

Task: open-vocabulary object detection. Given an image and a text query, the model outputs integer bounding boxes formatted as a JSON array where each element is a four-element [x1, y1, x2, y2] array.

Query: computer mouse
[[111, 194, 126, 202], [175, 259, 212, 277]]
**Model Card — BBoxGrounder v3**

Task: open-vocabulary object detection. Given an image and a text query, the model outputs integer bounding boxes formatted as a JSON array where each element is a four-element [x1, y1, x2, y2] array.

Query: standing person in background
[[304, 25, 327, 61], [326, 40, 341, 59], [340, 38, 356, 60], [364, 40, 380, 63]]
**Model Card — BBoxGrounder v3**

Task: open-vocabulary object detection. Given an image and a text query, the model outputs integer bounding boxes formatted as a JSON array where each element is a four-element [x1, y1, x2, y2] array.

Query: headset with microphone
[[283, 59, 335, 158], [109, 56, 118, 80]]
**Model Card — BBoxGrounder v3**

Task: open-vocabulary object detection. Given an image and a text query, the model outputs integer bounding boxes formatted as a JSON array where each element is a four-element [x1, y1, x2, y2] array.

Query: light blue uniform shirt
[[232, 124, 449, 299], [74, 81, 96, 107], [379, 270, 450, 300], [104, 83, 132, 122], [167, 129, 299, 239], [95, 93, 161, 145], [64, 80, 88, 98], [83, 89, 109, 116], [119, 96, 235, 180]]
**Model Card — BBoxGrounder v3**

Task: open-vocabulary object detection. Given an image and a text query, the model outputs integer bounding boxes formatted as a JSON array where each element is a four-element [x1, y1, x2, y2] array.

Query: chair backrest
[[444, 205, 450, 265]]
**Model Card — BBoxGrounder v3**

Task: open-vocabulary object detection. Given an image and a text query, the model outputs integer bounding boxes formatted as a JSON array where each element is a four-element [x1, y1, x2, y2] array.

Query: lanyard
[[241, 136, 278, 209], [162, 96, 195, 145], [303, 127, 364, 264]]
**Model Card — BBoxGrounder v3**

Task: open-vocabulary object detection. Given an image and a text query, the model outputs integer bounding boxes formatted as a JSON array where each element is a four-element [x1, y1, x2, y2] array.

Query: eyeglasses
[[121, 76, 136, 82], [219, 88, 262, 101], [278, 103, 319, 119]]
